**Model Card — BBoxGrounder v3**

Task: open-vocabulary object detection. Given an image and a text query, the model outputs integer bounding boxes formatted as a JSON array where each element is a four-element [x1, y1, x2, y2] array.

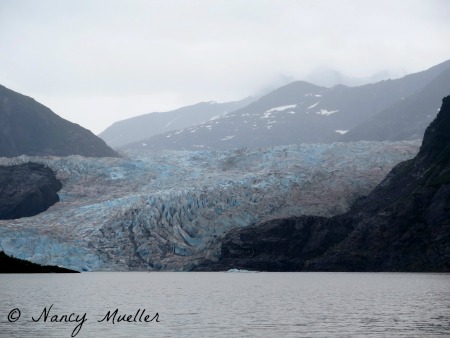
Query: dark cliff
[[0, 251, 78, 273], [196, 96, 450, 272], [0, 84, 119, 157], [0, 162, 62, 220]]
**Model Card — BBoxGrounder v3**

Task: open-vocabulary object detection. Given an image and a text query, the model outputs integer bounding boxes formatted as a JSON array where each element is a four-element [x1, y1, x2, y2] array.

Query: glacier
[[0, 141, 420, 271]]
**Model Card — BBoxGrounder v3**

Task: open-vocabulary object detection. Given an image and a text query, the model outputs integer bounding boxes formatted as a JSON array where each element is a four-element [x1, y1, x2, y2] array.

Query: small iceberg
[[226, 268, 260, 273]]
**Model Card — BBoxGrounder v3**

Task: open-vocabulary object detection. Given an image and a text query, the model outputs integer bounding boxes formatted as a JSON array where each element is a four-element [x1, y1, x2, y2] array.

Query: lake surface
[[0, 272, 449, 337]]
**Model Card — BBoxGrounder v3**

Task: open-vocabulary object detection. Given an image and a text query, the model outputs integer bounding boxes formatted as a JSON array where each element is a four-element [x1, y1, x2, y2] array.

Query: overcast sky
[[1, 0, 449, 134]]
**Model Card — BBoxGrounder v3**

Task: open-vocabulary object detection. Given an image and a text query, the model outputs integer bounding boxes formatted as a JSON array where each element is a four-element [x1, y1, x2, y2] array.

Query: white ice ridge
[[266, 104, 297, 113], [335, 130, 349, 134], [221, 135, 235, 141], [315, 109, 339, 116]]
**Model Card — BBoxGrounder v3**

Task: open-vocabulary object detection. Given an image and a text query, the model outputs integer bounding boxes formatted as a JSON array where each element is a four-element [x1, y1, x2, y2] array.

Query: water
[[0, 272, 449, 337]]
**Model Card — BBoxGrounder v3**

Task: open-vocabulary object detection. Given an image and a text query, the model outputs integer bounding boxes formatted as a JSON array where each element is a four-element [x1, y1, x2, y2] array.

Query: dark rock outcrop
[[0, 162, 62, 220], [0, 251, 78, 273], [194, 216, 353, 271], [0, 84, 119, 157], [196, 96, 450, 272]]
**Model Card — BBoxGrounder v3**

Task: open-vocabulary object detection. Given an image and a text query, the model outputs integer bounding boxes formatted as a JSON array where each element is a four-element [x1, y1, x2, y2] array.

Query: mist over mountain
[[0, 84, 119, 157], [99, 98, 254, 148], [305, 67, 407, 88], [123, 59, 450, 151]]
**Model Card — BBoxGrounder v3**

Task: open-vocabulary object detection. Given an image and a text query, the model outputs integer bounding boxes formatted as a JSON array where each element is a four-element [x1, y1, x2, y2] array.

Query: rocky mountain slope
[[343, 68, 450, 142], [0, 84, 118, 157], [124, 59, 450, 151], [0, 162, 62, 220], [0, 141, 418, 271], [99, 98, 253, 148], [196, 96, 450, 272]]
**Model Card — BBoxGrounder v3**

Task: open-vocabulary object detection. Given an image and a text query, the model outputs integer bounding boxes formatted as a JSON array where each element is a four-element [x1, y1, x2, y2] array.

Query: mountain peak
[[0, 84, 119, 157], [419, 95, 450, 160]]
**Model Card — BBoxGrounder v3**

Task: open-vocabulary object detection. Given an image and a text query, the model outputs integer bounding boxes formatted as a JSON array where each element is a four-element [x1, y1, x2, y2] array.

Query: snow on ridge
[[335, 130, 349, 134], [164, 116, 180, 129], [209, 112, 228, 121], [221, 135, 235, 141], [316, 109, 339, 116], [307, 102, 319, 109], [266, 104, 297, 113]]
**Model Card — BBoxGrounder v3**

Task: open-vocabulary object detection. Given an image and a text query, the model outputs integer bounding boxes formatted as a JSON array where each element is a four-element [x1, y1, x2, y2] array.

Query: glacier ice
[[0, 141, 420, 271]]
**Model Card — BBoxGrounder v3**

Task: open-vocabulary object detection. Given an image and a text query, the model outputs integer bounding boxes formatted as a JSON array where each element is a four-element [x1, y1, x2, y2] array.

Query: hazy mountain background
[[114, 59, 450, 151], [99, 97, 254, 148]]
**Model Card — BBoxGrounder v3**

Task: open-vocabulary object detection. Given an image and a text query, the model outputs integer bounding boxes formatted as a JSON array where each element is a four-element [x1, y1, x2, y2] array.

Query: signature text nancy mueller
[[7, 304, 160, 337]]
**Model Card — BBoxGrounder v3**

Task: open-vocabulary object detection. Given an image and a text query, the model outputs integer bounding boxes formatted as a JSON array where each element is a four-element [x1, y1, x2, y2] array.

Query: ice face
[[0, 141, 420, 271]]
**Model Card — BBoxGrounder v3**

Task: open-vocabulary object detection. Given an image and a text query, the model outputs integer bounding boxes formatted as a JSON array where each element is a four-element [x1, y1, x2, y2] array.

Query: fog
[[1, 0, 449, 133]]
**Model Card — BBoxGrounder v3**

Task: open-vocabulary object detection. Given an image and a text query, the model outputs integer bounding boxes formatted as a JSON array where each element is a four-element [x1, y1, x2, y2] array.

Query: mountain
[[0, 84, 119, 157], [124, 59, 450, 151], [342, 68, 450, 142], [0, 162, 62, 220], [99, 98, 254, 148], [195, 96, 450, 272]]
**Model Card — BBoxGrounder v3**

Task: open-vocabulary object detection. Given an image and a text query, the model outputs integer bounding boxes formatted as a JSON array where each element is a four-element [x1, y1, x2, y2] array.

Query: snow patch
[[316, 109, 339, 116], [164, 116, 180, 129], [335, 130, 349, 135], [221, 135, 235, 141], [266, 104, 297, 113], [307, 102, 319, 109], [261, 112, 272, 119]]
